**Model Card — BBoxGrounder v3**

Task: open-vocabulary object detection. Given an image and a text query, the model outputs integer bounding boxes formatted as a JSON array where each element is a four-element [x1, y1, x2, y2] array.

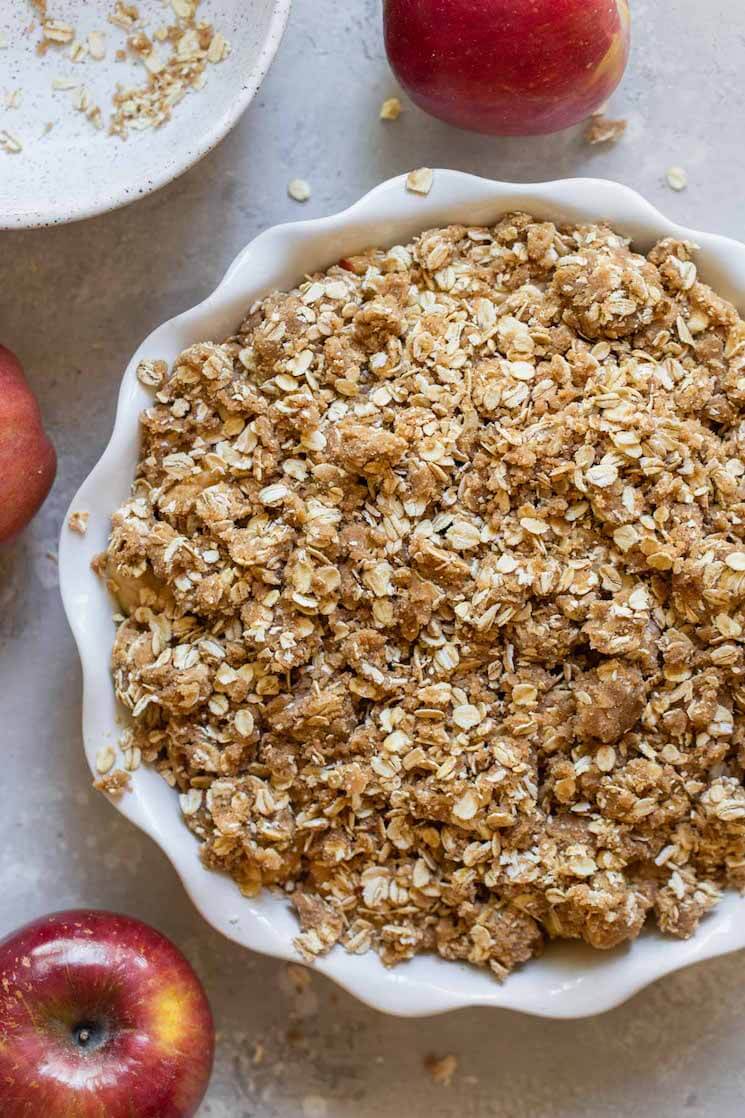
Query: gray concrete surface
[[2, 0, 745, 1114]]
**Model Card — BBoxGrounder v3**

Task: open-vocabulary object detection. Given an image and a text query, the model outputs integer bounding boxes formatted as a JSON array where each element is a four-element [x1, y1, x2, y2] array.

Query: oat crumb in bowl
[[584, 114, 627, 145], [96, 745, 117, 774], [68, 510, 90, 536], [0, 129, 23, 154], [42, 19, 76, 45], [88, 30, 107, 61], [109, 2, 141, 31], [109, 2, 232, 140], [24, 0, 231, 144], [103, 212, 745, 981]]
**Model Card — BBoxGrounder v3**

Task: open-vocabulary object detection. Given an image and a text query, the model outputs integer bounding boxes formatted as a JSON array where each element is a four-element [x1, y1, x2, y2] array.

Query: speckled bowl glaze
[[59, 172, 745, 1017], [0, 0, 291, 229]]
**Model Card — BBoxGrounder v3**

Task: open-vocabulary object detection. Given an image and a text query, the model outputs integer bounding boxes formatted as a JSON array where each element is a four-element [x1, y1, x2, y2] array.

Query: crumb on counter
[[288, 178, 312, 203], [667, 165, 689, 191], [426, 1054, 458, 1087], [584, 114, 627, 145], [380, 96, 402, 121]]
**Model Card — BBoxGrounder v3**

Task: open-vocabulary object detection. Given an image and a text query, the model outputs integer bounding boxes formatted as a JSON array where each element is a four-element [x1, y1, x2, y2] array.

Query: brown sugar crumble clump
[[103, 213, 745, 979]]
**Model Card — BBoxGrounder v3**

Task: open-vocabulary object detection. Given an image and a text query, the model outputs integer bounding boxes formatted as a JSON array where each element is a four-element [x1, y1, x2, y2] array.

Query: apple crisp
[[102, 212, 745, 978]]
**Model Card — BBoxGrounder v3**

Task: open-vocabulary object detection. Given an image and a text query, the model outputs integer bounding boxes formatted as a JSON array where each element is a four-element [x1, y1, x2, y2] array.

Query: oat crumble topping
[[102, 213, 745, 979]]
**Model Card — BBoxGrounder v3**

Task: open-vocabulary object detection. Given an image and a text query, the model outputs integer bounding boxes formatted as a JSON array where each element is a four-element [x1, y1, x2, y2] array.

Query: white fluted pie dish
[[59, 171, 745, 1017]]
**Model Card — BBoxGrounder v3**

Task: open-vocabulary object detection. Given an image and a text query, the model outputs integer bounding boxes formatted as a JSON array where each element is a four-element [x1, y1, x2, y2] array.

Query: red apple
[[384, 0, 631, 136], [0, 910, 215, 1118], [0, 344, 57, 543]]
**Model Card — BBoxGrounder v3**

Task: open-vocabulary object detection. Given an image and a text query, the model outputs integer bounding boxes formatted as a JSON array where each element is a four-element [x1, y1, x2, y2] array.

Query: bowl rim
[[59, 171, 745, 1017], [1, 0, 292, 230]]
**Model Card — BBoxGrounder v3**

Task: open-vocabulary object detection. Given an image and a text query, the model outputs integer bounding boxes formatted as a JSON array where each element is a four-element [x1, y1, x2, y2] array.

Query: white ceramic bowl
[[0, 0, 290, 229], [59, 171, 745, 1017]]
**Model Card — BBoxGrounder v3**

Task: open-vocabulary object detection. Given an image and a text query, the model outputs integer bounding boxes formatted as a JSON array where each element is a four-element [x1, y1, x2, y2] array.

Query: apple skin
[[0, 910, 215, 1118], [383, 0, 631, 136], [0, 345, 57, 543]]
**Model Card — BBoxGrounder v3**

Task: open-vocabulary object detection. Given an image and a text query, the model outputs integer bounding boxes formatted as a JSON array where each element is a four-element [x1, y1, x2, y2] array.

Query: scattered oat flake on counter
[[68, 510, 90, 536], [288, 178, 311, 202], [380, 96, 402, 120], [426, 1054, 458, 1087], [667, 165, 689, 191], [406, 166, 433, 194], [584, 114, 627, 144]]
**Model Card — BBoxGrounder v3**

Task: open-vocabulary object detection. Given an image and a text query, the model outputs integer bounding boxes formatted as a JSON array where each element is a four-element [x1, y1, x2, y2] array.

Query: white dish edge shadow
[[1, 0, 292, 230], [59, 171, 745, 1018]]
